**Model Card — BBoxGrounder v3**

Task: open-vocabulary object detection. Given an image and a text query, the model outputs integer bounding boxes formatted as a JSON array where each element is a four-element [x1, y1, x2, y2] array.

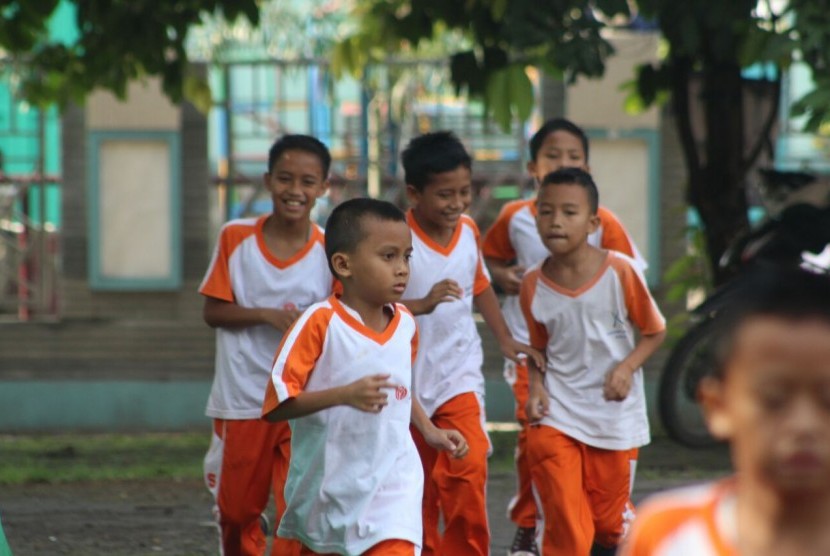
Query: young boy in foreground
[[482, 118, 646, 555], [400, 131, 542, 555], [520, 168, 665, 555], [262, 198, 467, 556], [621, 266, 830, 556]]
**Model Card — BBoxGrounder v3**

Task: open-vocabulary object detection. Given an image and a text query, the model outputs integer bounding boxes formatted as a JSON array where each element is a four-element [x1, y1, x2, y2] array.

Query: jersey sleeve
[[262, 307, 332, 416], [611, 255, 665, 335], [519, 270, 548, 351], [598, 207, 648, 272], [482, 203, 518, 262], [468, 217, 493, 296], [199, 225, 238, 302]]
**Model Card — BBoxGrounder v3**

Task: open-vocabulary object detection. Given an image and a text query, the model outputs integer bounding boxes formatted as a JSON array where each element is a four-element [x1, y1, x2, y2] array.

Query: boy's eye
[[404, 253, 412, 262]]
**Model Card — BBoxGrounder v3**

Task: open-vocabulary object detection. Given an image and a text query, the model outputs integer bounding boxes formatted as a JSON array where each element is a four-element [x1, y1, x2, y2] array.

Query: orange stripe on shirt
[[262, 306, 334, 416], [482, 199, 533, 261], [199, 220, 259, 302], [519, 268, 547, 351], [464, 215, 492, 295], [597, 206, 636, 258], [608, 254, 665, 335]]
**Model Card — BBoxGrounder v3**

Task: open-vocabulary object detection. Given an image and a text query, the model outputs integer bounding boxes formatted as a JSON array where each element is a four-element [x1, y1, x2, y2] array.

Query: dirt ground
[[1, 436, 731, 556]]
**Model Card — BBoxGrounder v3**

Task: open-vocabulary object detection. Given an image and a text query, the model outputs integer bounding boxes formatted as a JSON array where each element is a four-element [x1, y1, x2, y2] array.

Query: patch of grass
[[0, 432, 209, 485], [0, 429, 523, 485], [488, 429, 519, 474]]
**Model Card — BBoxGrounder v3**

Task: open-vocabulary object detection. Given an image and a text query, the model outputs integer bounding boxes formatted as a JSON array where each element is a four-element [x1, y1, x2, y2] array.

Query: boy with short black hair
[[262, 197, 467, 556], [621, 266, 830, 555], [400, 130, 542, 555], [200, 134, 334, 555], [521, 168, 665, 555], [483, 118, 647, 554]]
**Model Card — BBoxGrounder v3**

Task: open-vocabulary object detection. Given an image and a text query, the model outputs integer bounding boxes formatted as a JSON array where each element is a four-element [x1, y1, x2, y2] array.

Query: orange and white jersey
[[483, 199, 647, 345], [620, 480, 738, 556], [263, 296, 423, 555], [519, 252, 665, 450], [403, 210, 491, 416], [199, 216, 332, 419]]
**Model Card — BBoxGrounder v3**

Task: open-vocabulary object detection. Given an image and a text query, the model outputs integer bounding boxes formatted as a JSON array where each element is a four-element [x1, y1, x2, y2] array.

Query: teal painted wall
[[0, 379, 660, 432]]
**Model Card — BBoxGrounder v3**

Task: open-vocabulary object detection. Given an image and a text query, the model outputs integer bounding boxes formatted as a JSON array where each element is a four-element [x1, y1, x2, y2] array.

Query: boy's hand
[[493, 264, 526, 295], [262, 308, 302, 332], [500, 339, 544, 370], [603, 364, 634, 401], [526, 384, 549, 424], [423, 426, 469, 459], [420, 279, 463, 314], [343, 374, 397, 413]]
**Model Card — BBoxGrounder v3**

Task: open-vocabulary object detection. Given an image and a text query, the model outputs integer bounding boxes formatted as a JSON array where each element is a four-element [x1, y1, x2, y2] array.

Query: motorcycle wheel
[[657, 318, 722, 448]]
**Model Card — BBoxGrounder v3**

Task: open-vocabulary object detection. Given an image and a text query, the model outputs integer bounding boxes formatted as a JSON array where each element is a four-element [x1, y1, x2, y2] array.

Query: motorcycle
[[657, 168, 830, 448]]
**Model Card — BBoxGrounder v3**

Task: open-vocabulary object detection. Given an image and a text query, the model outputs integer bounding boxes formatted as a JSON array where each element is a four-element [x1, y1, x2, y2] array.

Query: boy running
[[400, 131, 542, 555], [621, 267, 830, 555], [200, 135, 333, 555], [263, 198, 467, 556], [521, 168, 665, 555], [482, 118, 646, 555]]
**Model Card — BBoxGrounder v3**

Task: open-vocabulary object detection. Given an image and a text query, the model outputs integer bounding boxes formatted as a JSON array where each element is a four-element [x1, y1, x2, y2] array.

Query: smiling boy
[[200, 135, 334, 555], [400, 131, 542, 555]]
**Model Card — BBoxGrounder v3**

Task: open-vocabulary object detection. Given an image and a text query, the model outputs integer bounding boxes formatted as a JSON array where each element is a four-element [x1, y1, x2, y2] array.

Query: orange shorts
[[527, 425, 637, 555]]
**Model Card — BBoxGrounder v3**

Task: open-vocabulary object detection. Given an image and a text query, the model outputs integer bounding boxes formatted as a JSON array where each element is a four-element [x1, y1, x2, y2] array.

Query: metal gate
[[0, 68, 61, 321], [209, 58, 531, 229]]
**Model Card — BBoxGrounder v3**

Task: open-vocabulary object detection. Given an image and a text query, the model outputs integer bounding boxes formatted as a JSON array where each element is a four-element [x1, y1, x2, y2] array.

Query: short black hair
[[324, 197, 407, 276], [267, 134, 332, 176], [539, 168, 599, 214], [401, 131, 472, 191], [529, 118, 590, 162], [713, 265, 830, 377]]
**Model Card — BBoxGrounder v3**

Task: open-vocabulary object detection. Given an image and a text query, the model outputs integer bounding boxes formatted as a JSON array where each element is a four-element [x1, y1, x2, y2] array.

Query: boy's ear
[[526, 160, 538, 179], [262, 171, 273, 190], [405, 184, 420, 207], [588, 213, 601, 234], [331, 252, 352, 279], [698, 376, 734, 440]]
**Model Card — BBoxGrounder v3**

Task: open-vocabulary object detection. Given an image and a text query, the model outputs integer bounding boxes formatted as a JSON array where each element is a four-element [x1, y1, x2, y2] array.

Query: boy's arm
[[410, 399, 468, 459], [484, 256, 525, 296], [401, 279, 463, 316], [474, 285, 543, 368], [265, 373, 396, 422], [203, 297, 301, 332], [603, 330, 666, 402], [526, 355, 550, 423]]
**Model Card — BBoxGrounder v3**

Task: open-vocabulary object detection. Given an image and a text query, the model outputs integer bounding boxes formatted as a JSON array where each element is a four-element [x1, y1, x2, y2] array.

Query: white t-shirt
[[199, 216, 332, 419], [263, 296, 423, 555], [520, 252, 664, 450], [403, 210, 492, 416], [620, 480, 738, 556], [483, 199, 647, 345]]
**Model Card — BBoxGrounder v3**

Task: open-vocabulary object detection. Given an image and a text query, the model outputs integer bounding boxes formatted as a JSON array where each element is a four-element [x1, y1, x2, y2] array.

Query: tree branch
[[670, 57, 701, 182], [742, 74, 781, 173]]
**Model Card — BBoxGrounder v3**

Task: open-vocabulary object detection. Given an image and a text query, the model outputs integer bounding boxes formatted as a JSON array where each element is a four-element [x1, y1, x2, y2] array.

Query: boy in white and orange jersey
[[262, 198, 468, 556], [400, 131, 543, 556], [200, 135, 334, 556], [620, 267, 830, 556], [520, 168, 665, 556], [482, 118, 646, 556]]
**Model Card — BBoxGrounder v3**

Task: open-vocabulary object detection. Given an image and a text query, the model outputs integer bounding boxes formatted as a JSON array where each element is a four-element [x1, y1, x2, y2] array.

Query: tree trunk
[[671, 60, 750, 285]]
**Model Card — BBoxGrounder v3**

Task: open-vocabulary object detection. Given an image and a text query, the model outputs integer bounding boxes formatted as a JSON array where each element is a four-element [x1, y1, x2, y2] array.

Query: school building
[[0, 25, 813, 432]]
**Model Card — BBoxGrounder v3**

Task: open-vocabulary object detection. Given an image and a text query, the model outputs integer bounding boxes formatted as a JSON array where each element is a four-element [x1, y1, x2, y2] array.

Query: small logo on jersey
[[206, 472, 217, 489], [611, 310, 625, 328], [395, 385, 408, 400], [283, 302, 297, 311]]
